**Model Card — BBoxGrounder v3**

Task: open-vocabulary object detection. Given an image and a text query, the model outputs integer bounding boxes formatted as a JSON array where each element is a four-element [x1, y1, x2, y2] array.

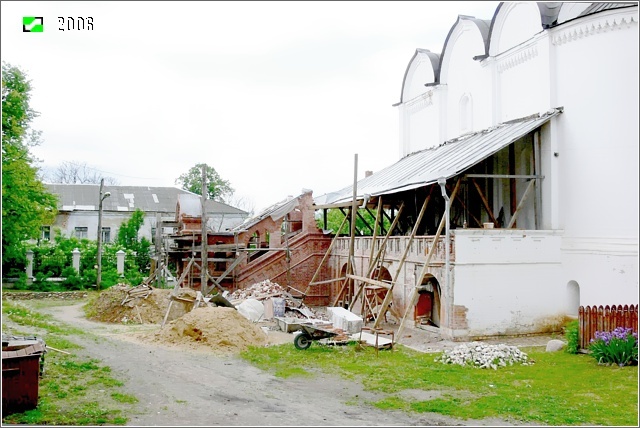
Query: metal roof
[[46, 184, 247, 215], [315, 108, 563, 207]]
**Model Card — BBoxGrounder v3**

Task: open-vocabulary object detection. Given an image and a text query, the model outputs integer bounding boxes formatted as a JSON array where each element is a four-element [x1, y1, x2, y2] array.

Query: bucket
[[272, 298, 285, 317]]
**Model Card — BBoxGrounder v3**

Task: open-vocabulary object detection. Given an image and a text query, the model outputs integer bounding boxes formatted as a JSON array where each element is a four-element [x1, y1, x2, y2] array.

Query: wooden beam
[[465, 174, 544, 179], [346, 274, 391, 289], [447, 183, 482, 228], [507, 179, 536, 229], [301, 213, 349, 299], [471, 177, 498, 226], [346, 154, 358, 304], [331, 253, 357, 308], [201, 165, 208, 293], [355, 210, 374, 234], [349, 198, 383, 310], [533, 130, 542, 229], [372, 187, 433, 328], [308, 277, 346, 286], [202, 253, 246, 297], [395, 177, 461, 338], [348, 201, 404, 309]]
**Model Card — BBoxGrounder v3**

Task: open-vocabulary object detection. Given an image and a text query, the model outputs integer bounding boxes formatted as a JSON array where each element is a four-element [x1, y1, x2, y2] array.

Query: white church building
[[319, 2, 638, 340]]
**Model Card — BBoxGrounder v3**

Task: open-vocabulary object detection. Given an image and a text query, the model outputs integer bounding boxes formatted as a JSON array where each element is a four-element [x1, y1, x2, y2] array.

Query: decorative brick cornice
[[551, 15, 637, 46], [497, 45, 539, 73]]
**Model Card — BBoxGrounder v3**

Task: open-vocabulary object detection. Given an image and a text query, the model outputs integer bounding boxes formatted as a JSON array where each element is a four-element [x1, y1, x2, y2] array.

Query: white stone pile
[[228, 279, 327, 320], [435, 342, 533, 370], [228, 280, 285, 300]]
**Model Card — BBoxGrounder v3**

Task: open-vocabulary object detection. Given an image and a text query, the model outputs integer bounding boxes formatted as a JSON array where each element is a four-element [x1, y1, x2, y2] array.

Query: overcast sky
[[2, 1, 500, 213]]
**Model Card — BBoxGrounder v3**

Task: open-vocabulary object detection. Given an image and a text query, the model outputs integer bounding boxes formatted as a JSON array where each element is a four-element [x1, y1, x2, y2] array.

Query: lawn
[[241, 339, 639, 426]]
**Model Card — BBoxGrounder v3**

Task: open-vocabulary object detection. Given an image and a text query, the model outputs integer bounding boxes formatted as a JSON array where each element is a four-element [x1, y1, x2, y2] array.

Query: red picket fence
[[578, 304, 639, 350]]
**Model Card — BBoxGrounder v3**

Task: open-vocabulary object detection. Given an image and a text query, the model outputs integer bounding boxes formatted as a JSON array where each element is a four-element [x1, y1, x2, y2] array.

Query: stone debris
[[88, 285, 192, 324], [229, 280, 328, 321], [435, 342, 533, 369]]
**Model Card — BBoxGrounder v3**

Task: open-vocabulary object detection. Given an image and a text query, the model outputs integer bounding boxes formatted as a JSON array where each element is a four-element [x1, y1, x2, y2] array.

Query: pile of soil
[[140, 306, 268, 355], [87, 285, 193, 324]]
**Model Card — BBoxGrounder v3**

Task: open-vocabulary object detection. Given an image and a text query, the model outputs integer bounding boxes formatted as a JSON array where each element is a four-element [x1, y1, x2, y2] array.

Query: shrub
[[565, 319, 580, 354], [60, 266, 87, 290], [589, 327, 638, 367]]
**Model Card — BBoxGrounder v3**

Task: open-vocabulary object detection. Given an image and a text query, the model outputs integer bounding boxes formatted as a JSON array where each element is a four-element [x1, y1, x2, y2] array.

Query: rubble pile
[[228, 280, 328, 321], [87, 284, 192, 324], [143, 306, 268, 355], [228, 279, 285, 301]]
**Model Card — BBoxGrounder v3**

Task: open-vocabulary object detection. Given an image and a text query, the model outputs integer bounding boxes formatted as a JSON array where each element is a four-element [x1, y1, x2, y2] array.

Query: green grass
[[241, 342, 639, 426], [1, 300, 134, 425], [2, 301, 85, 336]]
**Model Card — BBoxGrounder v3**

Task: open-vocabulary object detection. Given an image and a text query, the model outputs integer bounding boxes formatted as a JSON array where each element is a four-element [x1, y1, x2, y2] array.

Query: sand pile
[[144, 306, 268, 354], [87, 284, 193, 324]]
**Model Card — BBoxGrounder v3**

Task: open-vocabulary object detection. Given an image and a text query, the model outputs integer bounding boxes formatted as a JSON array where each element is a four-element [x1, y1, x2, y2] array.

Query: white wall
[[551, 9, 639, 306], [440, 19, 493, 140], [453, 229, 565, 337], [392, 3, 639, 334]]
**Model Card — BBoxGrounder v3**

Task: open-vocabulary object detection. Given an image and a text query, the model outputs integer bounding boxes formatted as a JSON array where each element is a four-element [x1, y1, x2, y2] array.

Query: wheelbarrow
[[293, 323, 341, 350]]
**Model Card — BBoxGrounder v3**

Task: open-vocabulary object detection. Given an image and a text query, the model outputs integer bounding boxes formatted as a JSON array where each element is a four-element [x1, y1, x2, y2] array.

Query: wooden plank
[[346, 274, 391, 289], [308, 277, 346, 286], [161, 300, 174, 329]]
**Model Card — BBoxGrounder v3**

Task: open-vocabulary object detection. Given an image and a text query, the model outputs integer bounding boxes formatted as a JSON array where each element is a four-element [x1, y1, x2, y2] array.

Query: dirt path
[[30, 301, 522, 426]]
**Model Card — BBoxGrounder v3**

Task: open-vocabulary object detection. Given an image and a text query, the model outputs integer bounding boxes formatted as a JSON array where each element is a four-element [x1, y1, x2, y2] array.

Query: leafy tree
[[175, 163, 234, 202], [317, 208, 392, 236], [116, 208, 151, 273], [2, 62, 58, 274]]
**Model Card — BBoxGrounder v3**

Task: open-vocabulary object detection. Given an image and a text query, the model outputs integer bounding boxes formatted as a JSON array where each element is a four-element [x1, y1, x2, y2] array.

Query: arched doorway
[[415, 275, 441, 327]]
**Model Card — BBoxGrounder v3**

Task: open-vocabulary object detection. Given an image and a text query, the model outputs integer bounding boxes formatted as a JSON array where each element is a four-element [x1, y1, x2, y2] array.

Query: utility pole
[[201, 165, 208, 292], [96, 178, 111, 291]]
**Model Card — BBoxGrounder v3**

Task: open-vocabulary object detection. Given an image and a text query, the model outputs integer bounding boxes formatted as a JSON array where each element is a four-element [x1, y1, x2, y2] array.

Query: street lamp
[[96, 178, 111, 291]]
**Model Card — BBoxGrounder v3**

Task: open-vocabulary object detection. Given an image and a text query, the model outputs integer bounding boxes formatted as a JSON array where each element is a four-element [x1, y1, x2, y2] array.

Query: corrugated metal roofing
[[315, 108, 563, 207], [46, 184, 247, 215]]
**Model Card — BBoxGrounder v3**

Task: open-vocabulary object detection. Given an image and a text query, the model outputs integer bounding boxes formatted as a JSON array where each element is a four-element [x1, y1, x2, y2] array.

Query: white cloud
[[2, 0, 500, 212]]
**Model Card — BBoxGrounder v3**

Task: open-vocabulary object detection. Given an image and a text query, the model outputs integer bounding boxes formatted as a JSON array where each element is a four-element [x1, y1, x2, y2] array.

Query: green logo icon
[[23, 17, 44, 32]]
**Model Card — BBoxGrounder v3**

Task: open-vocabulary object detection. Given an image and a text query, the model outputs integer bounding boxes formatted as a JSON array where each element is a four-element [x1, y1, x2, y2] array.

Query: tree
[[116, 208, 151, 273], [175, 163, 233, 202], [2, 62, 58, 274], [316, 208, 392, 236], [48, 160, 119, 185]]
